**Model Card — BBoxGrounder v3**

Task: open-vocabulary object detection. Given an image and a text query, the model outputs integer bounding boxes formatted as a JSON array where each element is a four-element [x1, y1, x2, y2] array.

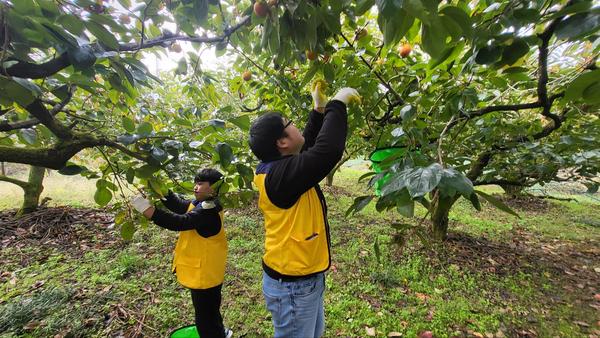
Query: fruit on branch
[[254, 1, 269, 17], [306, 50, 317, 61], [242, 70, 252, 81], [400, 43, 412, 58], [169, 43, 182, 53], [119, 14, 131, 24]]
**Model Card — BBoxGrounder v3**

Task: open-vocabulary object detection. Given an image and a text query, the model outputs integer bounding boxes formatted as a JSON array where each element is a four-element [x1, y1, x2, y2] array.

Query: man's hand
[[131, 195, 152, 214], [332, 87, 361, 105], [311, 79, 328, 112]]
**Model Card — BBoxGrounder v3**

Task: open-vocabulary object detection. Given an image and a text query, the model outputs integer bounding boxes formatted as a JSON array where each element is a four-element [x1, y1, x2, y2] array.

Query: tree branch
[[0, 86, 75, 132], [4, 16, 251, 79], [24, 99, 73, 139], [0, 174, 28, 188], [0, 133, 149, 169]]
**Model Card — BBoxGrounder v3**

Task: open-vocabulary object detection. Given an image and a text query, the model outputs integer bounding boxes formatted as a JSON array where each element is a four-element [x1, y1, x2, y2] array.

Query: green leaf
[[85, 21, 120, 50], [216, 142, 233, 168], [355, 0, 375, 16], [438, 168, 474, 198], [404, 163, 443, 198], [421, 21, 447, 60], [582, 81, 600, 105], [377, 7, 414, 46], [475, 44, 503, 65], [148, 178, 166, 198], [469, 192, 481, 211], [228, 115, 251, 131], [474, 190, 520, 218], [555, 12, 600, 41], [120, 221, 135, 240], [345, 195, 374, 217], [207, 119, 225, 128], [67, 45, 97, 70], [374, 237, 381, 264], [135, 164, 160, 179], [151, 147, 168, 162], [116, 134, 139, 145], [136, 121, 153, 136], [94, 187, 112, 206], [440, 6, 473, 38], [565, 70, 600, 102], [19, 128, 37, 145], [497, 39, 529, 66], [57, 14, 85, 36], [58, 164, 86, 175], [122, 116, 135, 132]]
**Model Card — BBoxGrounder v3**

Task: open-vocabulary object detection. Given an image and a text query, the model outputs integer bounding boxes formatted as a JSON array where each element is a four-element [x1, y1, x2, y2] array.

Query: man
[[249, 81, 360, 338]]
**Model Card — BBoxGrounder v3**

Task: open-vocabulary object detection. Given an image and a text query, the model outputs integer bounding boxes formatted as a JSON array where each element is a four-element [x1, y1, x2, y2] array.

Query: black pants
[[190, 284, 225, 338]]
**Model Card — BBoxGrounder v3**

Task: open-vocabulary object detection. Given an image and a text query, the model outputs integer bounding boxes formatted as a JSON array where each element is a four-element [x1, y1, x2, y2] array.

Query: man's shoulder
[[256, 156, 295, 175]]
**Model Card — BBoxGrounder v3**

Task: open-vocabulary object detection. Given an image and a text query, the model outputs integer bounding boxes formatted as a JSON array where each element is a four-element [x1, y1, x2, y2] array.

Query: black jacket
[[151, 191, 222, 238], [263, 100, 348, 208]]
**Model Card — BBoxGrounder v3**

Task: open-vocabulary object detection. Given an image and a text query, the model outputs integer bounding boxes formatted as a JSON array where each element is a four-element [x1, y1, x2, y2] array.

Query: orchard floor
[[0, 169, 599, 337]]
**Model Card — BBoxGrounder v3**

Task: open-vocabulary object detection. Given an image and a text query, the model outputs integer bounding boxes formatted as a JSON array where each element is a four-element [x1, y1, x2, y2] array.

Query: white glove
[[332, 87, 361, 105], [310, 79, 328, 109], [201, 200, 216, 209], [131, 195, 152, 213]]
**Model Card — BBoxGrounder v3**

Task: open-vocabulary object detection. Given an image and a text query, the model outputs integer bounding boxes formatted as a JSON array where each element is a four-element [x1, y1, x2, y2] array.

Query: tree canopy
[[1, 0, 598, 239]]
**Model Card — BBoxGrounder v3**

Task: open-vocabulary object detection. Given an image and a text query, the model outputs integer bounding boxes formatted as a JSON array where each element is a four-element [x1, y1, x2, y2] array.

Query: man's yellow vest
[[171, 203, 227, 289], [254, 171, 330, 276]]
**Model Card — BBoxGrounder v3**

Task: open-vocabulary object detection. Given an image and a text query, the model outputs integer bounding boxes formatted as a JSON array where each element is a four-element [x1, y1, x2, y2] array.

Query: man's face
[[278, 118, 305, 155], [194, 181, 214, 201]]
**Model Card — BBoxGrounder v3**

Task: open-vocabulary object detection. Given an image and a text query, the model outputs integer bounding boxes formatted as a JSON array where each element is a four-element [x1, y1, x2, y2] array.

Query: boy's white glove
[[131, 195, 152, 213], [201, 200, 216, 209], [332, 87, 361, 105], [310, 79, 328, 110]]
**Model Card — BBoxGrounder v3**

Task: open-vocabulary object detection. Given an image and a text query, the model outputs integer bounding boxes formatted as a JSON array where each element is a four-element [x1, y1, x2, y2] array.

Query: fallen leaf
[[416, 292, 429, 301], [32, 280, 45, 289], [573, 321, 589, 327], [388, 332, 402, 337], [366, 326, 376, 336], [418, 331, 433, 338]]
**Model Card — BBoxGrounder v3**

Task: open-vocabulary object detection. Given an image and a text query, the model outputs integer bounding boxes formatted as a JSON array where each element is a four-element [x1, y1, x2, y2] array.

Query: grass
[[1, 167, 599, 337], [0, 173, 98, 209]]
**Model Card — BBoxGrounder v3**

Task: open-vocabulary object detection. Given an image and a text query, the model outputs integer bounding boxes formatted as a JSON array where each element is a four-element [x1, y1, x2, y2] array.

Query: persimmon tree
[[1, 0, 598, 241], [227, 0, 600, 240]]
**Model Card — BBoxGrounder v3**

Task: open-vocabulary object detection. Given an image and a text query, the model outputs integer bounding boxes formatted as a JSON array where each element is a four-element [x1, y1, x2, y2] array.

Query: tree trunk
[[325, 170, 335, 186], [500, 184, 524, 197], [1, 162, 5, 175], [430, 195, 457, 241], [16, 166, 45, 217]]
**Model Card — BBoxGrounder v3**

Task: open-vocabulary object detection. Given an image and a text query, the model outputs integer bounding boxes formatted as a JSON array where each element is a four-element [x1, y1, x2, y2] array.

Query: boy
[[131, 168, 232, 338]]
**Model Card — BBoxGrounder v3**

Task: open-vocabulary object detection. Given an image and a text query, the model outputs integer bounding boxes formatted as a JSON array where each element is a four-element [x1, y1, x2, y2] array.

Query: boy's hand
[[131, 195, 152, 213], [310, 79, 328, 112], [332, 87, 361, 105]]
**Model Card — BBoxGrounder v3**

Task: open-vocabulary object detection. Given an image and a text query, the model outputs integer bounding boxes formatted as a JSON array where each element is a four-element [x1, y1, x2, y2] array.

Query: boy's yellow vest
[[254, 170, 330, 276], [171, 202, 227, 289]]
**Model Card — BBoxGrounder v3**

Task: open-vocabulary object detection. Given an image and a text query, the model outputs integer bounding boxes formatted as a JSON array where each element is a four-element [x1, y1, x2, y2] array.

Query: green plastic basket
[[170, 324, 199, 338], [369, 147, 406, 196]]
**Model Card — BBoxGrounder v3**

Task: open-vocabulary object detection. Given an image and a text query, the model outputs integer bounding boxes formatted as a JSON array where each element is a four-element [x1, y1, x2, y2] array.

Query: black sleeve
[[301, 110, 324, 151], [160, 190, 191, 214], [150, 204, 223, 237], [265, 100, 348, 208]]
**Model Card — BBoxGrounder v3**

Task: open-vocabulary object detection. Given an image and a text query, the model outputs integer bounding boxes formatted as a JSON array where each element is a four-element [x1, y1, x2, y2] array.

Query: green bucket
[[170, 324, 199, 338], [369, 147, 407, 196]]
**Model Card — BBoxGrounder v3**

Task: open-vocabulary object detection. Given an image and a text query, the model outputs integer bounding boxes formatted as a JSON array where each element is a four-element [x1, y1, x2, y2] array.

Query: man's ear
[[276, 137, 289, 150]]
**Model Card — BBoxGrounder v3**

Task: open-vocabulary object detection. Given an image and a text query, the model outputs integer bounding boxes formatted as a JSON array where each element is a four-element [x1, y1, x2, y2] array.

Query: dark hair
[[194, 168, 223, 185], [248, 112, 287, 161]]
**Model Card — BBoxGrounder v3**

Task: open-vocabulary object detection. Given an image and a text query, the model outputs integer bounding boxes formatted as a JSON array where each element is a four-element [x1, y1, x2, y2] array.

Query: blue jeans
[[262, 271, 325, 338]]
